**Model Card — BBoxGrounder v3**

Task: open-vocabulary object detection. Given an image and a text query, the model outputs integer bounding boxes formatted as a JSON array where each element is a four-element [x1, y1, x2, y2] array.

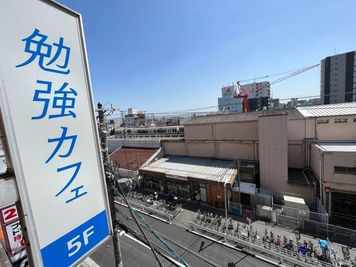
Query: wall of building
[[107, 138, 161, 153], [217, 142, 255, 160], [288, 143, 304, 168], [164, 141, 186, 156], [323, 152, 356, 187], [316, 117, 356, 140], [287, 119, 315, 140], [259, 114, 288, 190], [163, 140, 256, 160], [310, 144, 321, 178], [185, 124, 213, 140], [187, 142, 215, 158], [215, 121, 258, 141]]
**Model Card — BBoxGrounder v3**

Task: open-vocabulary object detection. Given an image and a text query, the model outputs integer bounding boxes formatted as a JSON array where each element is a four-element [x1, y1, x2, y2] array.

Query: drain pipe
[[319, 152, 324, 204], [224, 182, 227, 219]]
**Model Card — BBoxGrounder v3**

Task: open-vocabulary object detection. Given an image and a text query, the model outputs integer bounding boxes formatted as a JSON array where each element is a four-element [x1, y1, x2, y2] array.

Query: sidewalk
[[173, 200, 356, 263]]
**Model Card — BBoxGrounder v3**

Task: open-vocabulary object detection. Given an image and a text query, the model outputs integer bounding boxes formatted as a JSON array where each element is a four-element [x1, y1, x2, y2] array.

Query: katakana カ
[[56, 162, 87, 203], [16, 28, 71, 74], [32, 80, 77, 120], [46, 127, 77, 164]]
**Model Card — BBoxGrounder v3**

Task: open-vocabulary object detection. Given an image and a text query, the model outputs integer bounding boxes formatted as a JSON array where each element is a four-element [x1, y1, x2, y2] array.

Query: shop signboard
[[0, 204, 25, 256], [0, 1, 112, 266], [166, 174, 188, 181]]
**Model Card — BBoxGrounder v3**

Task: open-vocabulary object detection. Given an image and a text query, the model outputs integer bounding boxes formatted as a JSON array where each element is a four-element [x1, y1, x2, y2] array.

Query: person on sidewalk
[[196, 191, 201, 205]]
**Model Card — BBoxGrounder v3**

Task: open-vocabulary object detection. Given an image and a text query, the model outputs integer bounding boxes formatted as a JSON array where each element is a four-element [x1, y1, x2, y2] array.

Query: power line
[[115, 183, 190, 267], [238, 63, 320, 83], [115, 184, 165, 267]]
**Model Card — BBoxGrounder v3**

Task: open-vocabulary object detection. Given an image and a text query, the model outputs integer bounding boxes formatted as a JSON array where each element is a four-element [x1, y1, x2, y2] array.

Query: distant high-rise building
[[243, 81, 270, 111], [218, 85, 242, 113], [321, 51, 356, 104], [218, 82, 271, 113]]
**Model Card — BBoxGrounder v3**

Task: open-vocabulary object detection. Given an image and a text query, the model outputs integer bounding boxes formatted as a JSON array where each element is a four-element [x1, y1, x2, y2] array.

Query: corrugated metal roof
[[183, 109, 303, 125], [140, 156, 236, 183], [314, 142, 356, 152], [297, 102, 356, 118]]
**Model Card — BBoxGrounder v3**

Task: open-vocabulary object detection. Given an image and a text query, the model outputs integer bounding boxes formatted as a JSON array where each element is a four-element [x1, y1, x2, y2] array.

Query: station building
[[156, 102, 356, 224]]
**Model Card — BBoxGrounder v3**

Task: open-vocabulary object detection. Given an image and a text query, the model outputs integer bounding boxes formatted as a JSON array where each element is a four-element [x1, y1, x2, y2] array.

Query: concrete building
[[243, 81, 271, 111], [310, 142, 356, 226], [218, 82, 271, 113], [321, 51, 356, 104], [218, 85, 243, 113], [124, 108, 146, 127], [160, 102, 356, 224]]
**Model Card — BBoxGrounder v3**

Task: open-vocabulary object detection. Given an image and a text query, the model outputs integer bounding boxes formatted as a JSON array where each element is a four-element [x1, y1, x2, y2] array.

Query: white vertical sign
[[0, 0, 112, 266]]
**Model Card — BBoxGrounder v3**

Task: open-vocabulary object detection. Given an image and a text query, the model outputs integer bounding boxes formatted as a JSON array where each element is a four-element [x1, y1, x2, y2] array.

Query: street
[[90, 205, 274, 267]]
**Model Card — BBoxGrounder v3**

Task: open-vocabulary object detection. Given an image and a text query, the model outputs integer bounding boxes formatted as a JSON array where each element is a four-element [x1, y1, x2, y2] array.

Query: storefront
[[139, 155, 237, 207]]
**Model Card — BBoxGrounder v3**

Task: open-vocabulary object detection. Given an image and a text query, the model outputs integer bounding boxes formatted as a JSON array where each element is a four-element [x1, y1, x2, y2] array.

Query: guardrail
[[189, 221, 336, 267], [115, 197, 182, 221]]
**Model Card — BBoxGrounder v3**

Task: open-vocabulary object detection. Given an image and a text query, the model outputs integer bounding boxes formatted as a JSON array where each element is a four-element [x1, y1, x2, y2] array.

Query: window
[[317, 119, 329, 124], [334, 166, 356, 175], [353, 118, 356, 123], [334, 118, 348, 123]]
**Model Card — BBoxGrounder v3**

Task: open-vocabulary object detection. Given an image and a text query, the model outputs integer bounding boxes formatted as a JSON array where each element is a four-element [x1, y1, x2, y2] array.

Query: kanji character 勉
[[16, 28, 71, 74]]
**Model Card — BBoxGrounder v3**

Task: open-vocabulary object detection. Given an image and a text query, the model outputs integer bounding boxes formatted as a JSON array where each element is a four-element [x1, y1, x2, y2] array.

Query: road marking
[[123, 233, 186, 267], [119, 230, 125, 236], [82, 257, 100, 267], [123, 233, 151, 250]]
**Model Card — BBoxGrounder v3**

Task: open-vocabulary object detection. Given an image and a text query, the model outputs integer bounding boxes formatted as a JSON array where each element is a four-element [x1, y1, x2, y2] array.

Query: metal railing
[[275, 214, 356, 248], [116, 192, 182, 221], [189, 212, 340, 267], [273, 204, 329, 224]]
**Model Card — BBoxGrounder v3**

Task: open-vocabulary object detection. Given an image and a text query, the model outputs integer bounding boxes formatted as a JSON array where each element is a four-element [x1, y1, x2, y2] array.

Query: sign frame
[[0, 0, 113, 266]]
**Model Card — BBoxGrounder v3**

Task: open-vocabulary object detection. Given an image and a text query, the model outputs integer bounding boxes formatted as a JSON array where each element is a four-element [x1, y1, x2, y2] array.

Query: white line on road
[[124, 233, 151, 250], [119, 230, 125, 236], [123, 233, 186, 267]]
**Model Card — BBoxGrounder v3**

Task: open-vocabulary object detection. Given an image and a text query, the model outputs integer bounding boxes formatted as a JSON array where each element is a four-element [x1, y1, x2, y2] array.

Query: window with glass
[[334, 166, 356, 175]]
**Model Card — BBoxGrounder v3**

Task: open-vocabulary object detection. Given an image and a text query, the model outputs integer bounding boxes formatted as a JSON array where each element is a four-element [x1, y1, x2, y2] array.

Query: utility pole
[[97, 102, 123, 267]]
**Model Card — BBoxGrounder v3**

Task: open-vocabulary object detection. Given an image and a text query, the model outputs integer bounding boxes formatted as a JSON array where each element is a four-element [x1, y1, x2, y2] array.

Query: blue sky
[[59, 0, 356, 114]]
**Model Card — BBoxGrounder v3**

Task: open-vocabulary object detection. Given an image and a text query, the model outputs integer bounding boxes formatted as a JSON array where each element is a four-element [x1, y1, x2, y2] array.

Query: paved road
[[91, 234, 172, 267], [115, 205, 274, 267]]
